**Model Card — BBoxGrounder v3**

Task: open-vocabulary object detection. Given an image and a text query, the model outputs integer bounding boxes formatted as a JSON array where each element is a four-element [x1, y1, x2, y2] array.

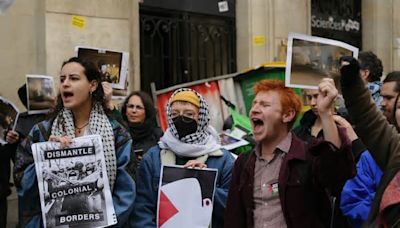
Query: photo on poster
[[157, 165, 218, 228], [26, 75, 56, 114], [112, 87, 129, 100], [0, 97, 19, 145], [31, 135, 117, 228], [285, 33, 359, 89], [75, 46, 129, 90], [219, 132, 249, 151]]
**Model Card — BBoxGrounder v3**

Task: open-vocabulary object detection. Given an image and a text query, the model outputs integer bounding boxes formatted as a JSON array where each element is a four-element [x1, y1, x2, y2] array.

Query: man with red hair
[[224, 79, 355, 228]]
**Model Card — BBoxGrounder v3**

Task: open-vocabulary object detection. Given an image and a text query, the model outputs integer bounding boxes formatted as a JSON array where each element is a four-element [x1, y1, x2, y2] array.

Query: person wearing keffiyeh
[[131, 88, 235, 228], [13, 57, 135, 227]]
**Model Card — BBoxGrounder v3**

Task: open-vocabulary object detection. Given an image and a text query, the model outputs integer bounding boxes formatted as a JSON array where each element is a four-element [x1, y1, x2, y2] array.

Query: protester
[[338, 60, 391, 227], [358, 51, 384, 107], [293, 88, 352, 228], [380, 71, 400, 124], [0, 142, 14, 227], [131, 88, 234, 228], [13, 57, 135, 227], [340, 56, 400, 227], [337, 55, 395, 228], [10, 84, 49, 141], [393, 90, 400, 132], [293, 89, 323, 142], [2, 84, 49, 226], [121, 91, 163, 166], [336, 115, 383, 228], [5, 84, 49, 155], [102, 84, 163, 178], [224, 79, 354, 228]]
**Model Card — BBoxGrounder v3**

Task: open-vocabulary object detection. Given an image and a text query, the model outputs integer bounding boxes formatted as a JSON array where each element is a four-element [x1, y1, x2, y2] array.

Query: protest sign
[[75, 46, 129, 92], [26, 75, 56, 114], [157, 165, 218, 228], [0, 96, 19, 145], [285, 33, 358, 89], [219, 132, 249, 151], [32, 135, 117, 228]]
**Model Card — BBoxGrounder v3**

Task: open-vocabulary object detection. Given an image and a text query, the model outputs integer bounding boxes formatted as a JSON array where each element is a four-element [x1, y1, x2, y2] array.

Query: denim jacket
[[131, 145, 234, 228], [13, 117, 136, 227]]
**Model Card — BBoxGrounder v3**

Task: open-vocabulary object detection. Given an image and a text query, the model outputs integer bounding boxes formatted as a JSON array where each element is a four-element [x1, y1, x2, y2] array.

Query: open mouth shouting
[[251, 117, 264, 136], [62, 91, 74, 104]]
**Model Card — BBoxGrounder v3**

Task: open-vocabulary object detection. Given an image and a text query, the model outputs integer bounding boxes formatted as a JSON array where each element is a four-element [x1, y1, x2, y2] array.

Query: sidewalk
[[7, 187, 18, 228]]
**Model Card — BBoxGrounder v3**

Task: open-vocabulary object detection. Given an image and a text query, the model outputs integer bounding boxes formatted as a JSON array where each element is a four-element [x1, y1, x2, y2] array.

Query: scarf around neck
[[128, 118, 155, 141], [166, 88, 210, 144], [50, 103, 117, 190], [159, 126, 221, 157]]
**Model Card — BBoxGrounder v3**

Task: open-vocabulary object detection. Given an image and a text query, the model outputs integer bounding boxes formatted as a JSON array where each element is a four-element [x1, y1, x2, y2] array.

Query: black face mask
[[172, 116, 198, 139]]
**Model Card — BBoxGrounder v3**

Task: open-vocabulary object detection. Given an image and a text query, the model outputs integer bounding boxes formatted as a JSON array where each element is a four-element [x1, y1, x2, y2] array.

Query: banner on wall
[[152, 62, 314, 132], [154, 81, 225, 131]]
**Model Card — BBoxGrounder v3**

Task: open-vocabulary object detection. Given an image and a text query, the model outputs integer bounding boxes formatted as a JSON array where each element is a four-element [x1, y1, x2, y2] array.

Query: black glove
[[339, 56, 361, 87]]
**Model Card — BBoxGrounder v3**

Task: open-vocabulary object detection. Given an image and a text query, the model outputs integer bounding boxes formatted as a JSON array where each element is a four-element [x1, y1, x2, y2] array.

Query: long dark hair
[[51, 57, 107, 116], [121, 91, 156, 123]]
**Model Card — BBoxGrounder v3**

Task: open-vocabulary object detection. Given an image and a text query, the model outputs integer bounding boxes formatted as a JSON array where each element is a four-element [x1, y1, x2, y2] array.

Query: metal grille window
[[140, 8, 236, 93]]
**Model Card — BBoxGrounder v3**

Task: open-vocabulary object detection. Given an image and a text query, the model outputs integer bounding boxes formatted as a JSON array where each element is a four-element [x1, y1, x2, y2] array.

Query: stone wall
[[0, 0, 140, 111], [45, 0, 138, 92], [236, 0, 310, 71], [0, 0, 45, 110]]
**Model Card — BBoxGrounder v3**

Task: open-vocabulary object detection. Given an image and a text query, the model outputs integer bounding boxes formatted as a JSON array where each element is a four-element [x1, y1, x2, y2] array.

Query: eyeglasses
[[127, 104, 145, 111], [170, 110, 198, 119]]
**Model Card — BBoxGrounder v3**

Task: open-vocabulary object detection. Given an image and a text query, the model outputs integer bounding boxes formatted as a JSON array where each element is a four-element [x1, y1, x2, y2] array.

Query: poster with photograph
[[157, 165, 218, 228], [26, 75, 56, 114], [31, 135, 117, 228], [219, 132, 249, 151], [0, 97, 19, 145], [111, 87, 129, 100], [75, 46, 129, 90], [285, 33, 359, 89]]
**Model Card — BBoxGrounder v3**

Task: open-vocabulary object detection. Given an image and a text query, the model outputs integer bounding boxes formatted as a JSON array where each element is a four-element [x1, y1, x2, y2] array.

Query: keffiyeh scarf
[[159, 88, 221, 157], [51, 103, 117, 190]]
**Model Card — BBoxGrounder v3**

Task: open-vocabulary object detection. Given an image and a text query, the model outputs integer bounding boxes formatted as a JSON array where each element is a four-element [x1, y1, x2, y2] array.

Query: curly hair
[[358, 51, 383, 82], [253, 80, 302, 128]]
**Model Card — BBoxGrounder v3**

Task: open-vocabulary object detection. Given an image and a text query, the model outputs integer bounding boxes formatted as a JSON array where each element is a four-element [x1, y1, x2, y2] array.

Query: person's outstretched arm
[[340, 57, 400, 170], [318, 78, 341, 148]]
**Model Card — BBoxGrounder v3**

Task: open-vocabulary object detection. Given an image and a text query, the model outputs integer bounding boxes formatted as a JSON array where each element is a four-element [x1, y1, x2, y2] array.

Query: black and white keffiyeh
[[159, 88, 221, 157], [51, 103, 117, 190], [166, 88, 210, 144]]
